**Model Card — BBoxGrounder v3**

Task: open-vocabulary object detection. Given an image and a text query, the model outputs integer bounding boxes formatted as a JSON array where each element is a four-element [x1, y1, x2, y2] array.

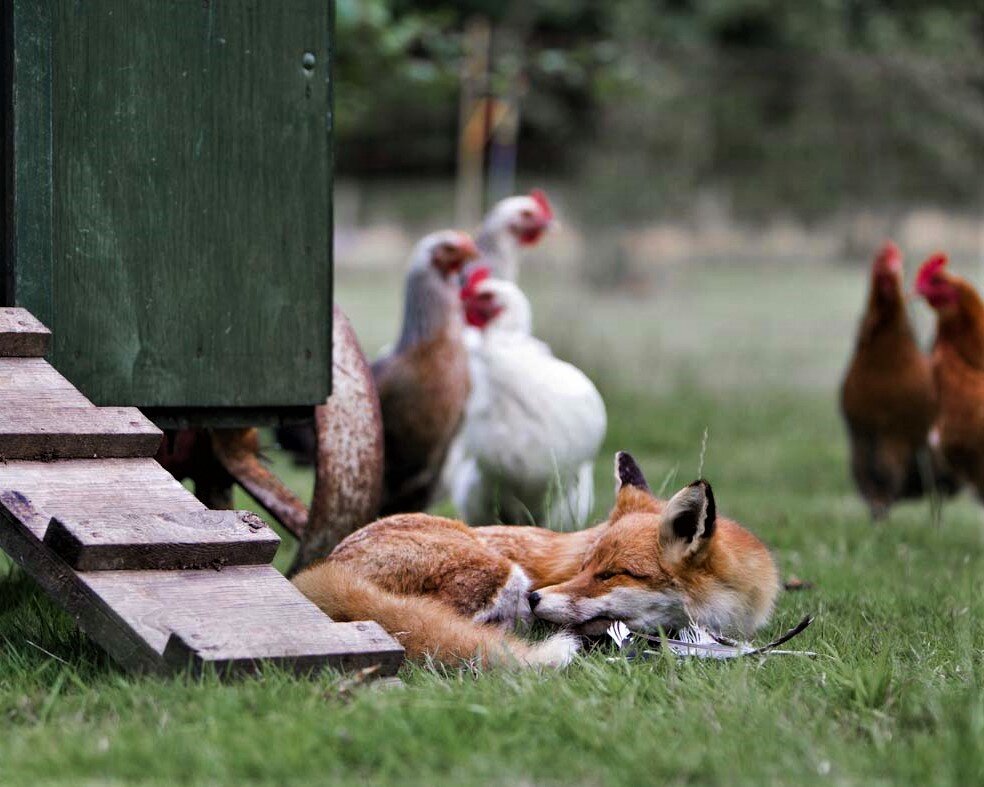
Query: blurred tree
[[335, 0, 984, 217]]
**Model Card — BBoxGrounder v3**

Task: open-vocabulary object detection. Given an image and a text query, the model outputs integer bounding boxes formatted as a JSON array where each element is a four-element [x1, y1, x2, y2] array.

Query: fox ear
[[614, 451, 649, 493], [660, 480, 717, 561], [611, 452, 660, 519]]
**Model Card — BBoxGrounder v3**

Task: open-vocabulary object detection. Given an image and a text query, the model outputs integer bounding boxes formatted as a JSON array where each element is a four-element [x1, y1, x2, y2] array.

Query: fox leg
[[425, 552, 534, 630], [472, 564, 535, 629]]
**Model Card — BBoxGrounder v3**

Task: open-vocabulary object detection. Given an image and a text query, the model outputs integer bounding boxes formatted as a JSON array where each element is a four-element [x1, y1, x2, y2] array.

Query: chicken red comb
[[876, 240, 901, 265], [915, 253, 949, 293], [461, 266, 492, 301], [873, 240, 902, 276], [530, 189, 554, 221]]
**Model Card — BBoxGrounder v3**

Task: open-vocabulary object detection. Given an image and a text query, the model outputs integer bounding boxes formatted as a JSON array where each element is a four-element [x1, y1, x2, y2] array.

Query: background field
[[1, 260, 982, 785]]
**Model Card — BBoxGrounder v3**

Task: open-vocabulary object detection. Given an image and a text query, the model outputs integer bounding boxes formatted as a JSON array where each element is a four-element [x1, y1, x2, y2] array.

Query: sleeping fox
[[293, 452, 780, 668]]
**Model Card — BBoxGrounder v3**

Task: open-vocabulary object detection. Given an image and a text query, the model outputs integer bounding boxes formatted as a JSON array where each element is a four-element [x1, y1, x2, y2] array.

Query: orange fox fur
[[293, 452, 779, 668]]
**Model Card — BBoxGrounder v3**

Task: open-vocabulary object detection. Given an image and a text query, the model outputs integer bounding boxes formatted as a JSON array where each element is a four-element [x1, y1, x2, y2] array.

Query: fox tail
[[293, 561, 578, 669]]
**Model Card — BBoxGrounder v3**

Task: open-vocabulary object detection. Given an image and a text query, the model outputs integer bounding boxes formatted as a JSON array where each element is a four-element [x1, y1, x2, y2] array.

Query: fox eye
[[597, 569, 648, 581]]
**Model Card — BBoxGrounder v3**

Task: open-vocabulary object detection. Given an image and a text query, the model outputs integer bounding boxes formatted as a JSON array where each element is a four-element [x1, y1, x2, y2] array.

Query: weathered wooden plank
[[43, 510, 280, 571], [162, 621, 402, 677], [84, 567, 404, 676], [0, 358, 93, 408], [0, 459, 202, 538], [0, 489, 167, 673], [0, 309, 52, 357], [0, 407, 162, 459]]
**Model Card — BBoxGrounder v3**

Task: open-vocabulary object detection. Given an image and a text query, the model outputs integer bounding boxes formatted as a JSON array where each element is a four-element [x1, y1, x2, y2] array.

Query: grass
[[1, 263, 983, 784]]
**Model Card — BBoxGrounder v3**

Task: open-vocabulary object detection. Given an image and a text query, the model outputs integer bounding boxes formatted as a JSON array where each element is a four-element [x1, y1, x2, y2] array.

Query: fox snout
[[530, 584, 623, 635], [529, 580, 598, 625]]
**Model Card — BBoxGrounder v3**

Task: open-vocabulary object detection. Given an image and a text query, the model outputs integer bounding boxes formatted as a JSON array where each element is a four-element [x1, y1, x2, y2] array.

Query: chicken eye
[[520, 210, 534, 219]]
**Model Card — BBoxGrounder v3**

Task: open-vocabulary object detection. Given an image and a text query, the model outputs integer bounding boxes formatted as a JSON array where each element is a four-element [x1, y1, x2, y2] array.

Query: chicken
[[449, 268, 607, 528], [471, 189, 555, 282], [374, 230, 480, 515], [275, 190, 553, 468], [840, 242, 948, 519], [273, 419, 317, 467], [915, 253, 984, 497]]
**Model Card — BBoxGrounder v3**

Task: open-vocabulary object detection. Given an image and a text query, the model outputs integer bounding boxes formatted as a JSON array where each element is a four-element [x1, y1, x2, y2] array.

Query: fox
[[293, 451, 780, 669]]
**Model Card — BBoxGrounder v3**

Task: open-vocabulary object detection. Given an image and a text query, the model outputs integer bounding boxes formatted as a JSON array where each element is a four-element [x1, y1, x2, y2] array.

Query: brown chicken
[[373, 230, 479, 515], [916, 253, 984, 497], [841, 242, 945, 518]]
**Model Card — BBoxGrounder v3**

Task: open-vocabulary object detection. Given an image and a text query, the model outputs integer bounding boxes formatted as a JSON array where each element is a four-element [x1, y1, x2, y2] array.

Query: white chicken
[[449, 268, 607, 528], [470, 189, 555, 282]]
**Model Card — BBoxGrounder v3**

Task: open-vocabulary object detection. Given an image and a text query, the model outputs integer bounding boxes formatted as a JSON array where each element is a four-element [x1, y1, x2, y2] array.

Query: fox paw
[[475, 565, 535, 629]]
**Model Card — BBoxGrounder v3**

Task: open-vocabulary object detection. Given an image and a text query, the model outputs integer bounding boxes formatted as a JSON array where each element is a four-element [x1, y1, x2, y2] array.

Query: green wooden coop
[[0, 1, 403, 676]]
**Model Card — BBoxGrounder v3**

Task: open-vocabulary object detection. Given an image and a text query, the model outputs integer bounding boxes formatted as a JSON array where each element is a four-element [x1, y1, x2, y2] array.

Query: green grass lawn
[[1, 264, 982, 784]]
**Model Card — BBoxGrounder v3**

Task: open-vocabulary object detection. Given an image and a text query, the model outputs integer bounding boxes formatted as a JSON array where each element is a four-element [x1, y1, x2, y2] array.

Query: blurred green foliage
[[336, 0, 984, 216]]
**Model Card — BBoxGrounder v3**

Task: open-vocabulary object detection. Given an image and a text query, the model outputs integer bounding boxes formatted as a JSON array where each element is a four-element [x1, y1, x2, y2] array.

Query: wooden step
[[42, 510, 281, 571], [0, 308, 51, 357], [163, 621, 401, 676], [0, 459, 204, 540], [84, 567, 402, 676], [0, 407, 163, 459], [0, 358, 93, 408]]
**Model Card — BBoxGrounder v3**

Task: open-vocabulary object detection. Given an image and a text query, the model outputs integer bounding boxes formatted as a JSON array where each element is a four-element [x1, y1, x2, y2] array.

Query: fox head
[[529, 452, 779, 638]]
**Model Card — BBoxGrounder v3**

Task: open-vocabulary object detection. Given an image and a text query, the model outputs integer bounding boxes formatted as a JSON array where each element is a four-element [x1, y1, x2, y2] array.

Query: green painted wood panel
[[3, 0, 54, 325], [8, 0, 332, 410]]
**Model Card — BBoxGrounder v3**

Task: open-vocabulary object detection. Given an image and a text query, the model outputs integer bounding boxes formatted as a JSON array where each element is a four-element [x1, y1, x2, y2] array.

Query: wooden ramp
[[0, 308, 403, 676]]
